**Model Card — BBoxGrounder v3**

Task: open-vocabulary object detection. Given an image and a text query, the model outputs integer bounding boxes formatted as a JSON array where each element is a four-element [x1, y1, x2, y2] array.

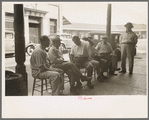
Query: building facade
[[63, 23, 147, 39], [4, 3, 63, 44]]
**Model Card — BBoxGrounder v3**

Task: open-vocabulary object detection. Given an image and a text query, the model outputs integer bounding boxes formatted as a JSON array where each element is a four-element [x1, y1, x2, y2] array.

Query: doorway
[[29, 23, 41, 43]]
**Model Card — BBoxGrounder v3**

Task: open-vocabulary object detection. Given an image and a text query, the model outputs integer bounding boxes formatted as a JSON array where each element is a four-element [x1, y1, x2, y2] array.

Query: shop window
[[5, 22, 14, 30], [5, 32, 13, 39], [50, 19, 57, 34]]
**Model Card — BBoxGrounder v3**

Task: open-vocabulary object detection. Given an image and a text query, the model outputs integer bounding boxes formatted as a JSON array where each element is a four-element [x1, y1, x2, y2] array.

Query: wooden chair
[[32, 78, 51, 96]]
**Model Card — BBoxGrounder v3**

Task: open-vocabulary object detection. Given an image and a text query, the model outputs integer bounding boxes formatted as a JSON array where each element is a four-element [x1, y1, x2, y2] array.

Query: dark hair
[[72, 36, 80, 41], [40, 35, 50, 45]]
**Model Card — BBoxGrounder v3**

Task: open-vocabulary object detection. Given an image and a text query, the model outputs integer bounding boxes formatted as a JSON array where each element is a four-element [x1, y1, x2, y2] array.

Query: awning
[[63, 16, 71, 25]]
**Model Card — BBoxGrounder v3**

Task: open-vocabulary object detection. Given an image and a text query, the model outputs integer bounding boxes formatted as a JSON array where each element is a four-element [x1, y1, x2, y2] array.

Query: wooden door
[[29, 23, 40, 43]]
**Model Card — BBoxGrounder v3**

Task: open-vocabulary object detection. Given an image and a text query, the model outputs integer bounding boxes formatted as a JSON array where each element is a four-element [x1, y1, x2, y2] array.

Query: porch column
[[14, 4, 28, 95], [58, 4, 63, 34], [41, 17, 49, 36], [106, 4, 111, 43], [24, 14, 29, 44]]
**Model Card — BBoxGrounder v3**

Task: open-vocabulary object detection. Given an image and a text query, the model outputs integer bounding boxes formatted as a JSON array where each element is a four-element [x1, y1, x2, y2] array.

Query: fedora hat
[[101, 36, 109, 40], [51, 37, 62, 43], [124, 22, 133, 28]]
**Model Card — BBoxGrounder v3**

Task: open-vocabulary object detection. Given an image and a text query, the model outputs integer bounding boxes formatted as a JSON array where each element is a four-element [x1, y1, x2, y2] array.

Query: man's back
[[30, 45, 47, 78]]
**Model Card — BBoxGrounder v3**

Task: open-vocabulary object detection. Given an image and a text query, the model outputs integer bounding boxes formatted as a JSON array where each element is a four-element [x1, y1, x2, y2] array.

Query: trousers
[[51, 61, 82, 86], [121, 44, 135, 72], [73, 57, 94, 77], [37, 71, 61, 96]]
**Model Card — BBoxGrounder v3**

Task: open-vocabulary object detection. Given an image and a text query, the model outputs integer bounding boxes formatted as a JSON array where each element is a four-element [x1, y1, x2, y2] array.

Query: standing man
[[30, 35, 62, 96], [48, 37, 92, 95], [119, 22, 138, 74]]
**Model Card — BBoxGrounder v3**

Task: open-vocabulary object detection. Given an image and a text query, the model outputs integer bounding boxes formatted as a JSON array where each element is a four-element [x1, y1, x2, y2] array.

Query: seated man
[[95, 36, 118, 78], [70, 36, 101, 88], [30, 35, 63, 96], [81, 35, 104, 82], [47, 37, 92, 95]]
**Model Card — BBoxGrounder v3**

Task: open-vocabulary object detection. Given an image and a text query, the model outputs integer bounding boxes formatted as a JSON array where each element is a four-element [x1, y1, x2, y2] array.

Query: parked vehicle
[[25, 42, 39, 56], [49, 33, 74, 49], [87, 31, 122, 61], [87, 31, 137, 61], [5, 30, 39, 56], [5, 31, 15, 56]]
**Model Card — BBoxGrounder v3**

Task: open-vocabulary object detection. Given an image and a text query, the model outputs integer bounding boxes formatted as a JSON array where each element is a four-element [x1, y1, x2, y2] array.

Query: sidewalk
[[6, 52, 147, 96]]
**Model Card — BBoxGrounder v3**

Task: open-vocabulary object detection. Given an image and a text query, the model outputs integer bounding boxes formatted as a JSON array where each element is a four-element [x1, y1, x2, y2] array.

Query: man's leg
[[109, 54, 118, 75], [83, 61, 94, 89], [90, 59, 102, 78], [38, 71, 60, 96], [127, 44, 135, 74], [120, 44, 127, 73], [49, 67, 64, 93], [52, 62, 80, 95]]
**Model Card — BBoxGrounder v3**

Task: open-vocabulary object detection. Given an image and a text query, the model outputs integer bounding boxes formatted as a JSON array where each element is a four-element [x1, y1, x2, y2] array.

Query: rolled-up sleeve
[[70, 46, 75, 55], [95, 43, 101, 50], [48, 48, 63, 64]]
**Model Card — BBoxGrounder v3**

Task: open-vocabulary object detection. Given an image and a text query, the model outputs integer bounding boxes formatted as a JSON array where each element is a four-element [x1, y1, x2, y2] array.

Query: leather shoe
[[102, 75, 107, 79], [70, 86, 80, 95], [115, 68, 121, 71], [76, 81, 82, 89], [81, 76, 92, 82], [129, 71, 133, 74], [119, 70, 126, 73], [97, 76, 102, 82], [87, 81, 94, 89]]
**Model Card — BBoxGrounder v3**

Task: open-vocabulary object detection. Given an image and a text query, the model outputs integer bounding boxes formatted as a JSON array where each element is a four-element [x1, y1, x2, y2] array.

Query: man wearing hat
[[48, 36, 92, 95], [119, 22, 138, 74], [95, 36, 114, 79]]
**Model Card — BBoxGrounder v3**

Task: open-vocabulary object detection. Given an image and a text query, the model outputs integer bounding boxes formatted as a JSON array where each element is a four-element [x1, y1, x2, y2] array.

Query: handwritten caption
[[78, 95, 101, 100]]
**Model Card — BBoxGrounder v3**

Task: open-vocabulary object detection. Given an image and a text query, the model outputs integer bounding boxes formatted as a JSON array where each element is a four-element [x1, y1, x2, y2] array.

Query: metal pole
[[106, 4, 111, 43], [14, 4, 28, 95]]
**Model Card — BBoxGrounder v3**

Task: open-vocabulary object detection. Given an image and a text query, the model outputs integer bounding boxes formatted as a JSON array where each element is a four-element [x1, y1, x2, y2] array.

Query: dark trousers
[[51, 62, 81, 86], [121, 44, 135, 72], [73, 57, 93, 77]]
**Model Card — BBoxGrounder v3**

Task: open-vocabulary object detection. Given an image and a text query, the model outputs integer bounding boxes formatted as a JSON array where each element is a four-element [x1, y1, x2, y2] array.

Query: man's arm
[[35, 52, 49, 72], [84, 38, 94, 47], [69, 46, 75, 62], [134, 34, 138, 45], [48, 49, 63, 64]]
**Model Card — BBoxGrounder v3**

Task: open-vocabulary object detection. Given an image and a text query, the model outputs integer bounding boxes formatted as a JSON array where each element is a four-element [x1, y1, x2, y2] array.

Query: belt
[[100, 53, 109, 55], [74, 57, 88, 58]]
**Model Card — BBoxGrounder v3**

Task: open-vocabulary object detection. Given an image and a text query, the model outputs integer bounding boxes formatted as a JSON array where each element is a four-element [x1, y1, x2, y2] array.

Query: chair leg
[[32, 78, 36, 96], [41, 79, 43, 96], [45, 79, 47, 91]]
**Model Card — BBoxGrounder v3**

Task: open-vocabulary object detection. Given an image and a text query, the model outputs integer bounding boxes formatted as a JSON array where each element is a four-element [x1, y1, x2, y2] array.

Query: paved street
[[5, 39, 147, 96]]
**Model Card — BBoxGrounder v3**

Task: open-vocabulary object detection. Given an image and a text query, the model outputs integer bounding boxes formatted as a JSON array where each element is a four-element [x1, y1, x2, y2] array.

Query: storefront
[[5, 3, 63, 45]]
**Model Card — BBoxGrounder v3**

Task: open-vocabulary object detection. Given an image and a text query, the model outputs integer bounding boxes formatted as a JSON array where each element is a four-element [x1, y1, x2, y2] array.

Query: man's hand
[[82, 38, 89, 41], [57, 58, 64, 64]]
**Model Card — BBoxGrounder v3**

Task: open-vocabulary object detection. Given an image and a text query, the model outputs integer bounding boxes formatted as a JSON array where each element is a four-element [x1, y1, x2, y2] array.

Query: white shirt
[[70, 40, 90, 57]]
